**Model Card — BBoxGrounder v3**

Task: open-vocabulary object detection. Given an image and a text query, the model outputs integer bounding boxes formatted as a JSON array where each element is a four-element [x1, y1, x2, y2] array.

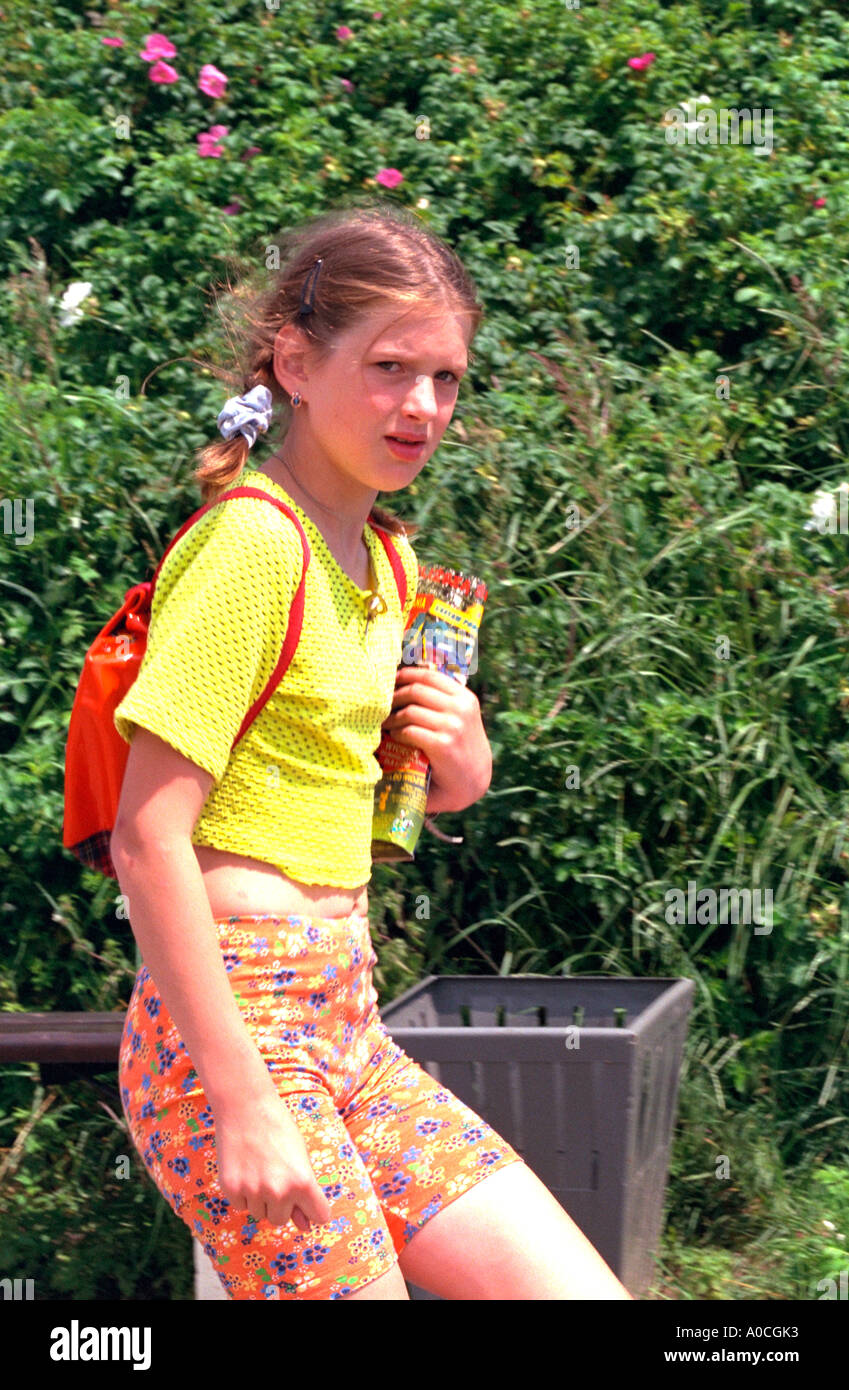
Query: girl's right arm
[[111, 727, 332, 1232]]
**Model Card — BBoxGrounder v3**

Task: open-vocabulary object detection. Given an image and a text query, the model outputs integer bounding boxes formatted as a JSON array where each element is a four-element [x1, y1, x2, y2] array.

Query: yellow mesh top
[[114, 467, 419, 887]]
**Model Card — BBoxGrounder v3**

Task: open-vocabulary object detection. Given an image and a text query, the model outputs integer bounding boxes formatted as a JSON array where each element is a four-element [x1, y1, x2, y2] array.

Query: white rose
[[805, 490, 838, 532], [58, 281, 94, 327]]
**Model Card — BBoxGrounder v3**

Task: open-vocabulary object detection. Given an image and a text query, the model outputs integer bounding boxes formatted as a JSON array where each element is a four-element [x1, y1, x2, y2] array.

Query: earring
[[291, 391, 302, 408]]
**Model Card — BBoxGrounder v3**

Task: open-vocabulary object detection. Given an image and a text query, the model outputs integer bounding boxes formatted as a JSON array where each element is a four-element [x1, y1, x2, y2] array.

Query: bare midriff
[[193, 845, 369, 921]]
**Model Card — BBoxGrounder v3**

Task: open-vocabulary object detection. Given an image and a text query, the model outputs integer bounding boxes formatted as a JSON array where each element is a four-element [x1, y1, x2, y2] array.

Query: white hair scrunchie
[[216, 383, 273, 449]]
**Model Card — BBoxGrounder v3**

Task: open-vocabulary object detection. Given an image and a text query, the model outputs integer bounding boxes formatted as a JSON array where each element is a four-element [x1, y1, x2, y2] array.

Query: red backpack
[[62, 486, 408, 880]]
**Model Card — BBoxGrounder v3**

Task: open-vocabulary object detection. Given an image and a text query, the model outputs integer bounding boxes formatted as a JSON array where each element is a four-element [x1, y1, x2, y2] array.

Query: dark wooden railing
[[0, 1013, 124, 1084]]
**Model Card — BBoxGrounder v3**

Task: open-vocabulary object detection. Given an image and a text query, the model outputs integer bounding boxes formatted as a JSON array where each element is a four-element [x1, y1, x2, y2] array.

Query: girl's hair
[[192, 199, 484, 539]]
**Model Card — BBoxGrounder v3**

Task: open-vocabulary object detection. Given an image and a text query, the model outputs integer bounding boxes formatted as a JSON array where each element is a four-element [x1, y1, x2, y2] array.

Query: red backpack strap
[[370, 526, 409, 613], [149, 487, 312, 749], [226, 490, 313, 747]]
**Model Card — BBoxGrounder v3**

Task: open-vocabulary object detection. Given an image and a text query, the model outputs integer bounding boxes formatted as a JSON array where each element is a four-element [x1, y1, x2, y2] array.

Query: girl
[[113, 202, 632, 1301]]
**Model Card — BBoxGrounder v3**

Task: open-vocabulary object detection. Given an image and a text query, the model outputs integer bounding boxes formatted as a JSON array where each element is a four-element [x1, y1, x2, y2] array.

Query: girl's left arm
[[380, 665, 493, 814]]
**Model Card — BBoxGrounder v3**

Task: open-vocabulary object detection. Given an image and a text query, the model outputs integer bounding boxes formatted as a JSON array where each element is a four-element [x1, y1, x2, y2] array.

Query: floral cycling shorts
[[119, 911, 524, 1299]]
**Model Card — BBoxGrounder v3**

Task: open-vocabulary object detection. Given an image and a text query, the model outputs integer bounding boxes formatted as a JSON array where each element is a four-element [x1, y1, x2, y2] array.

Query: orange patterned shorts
[[119, 911, 524, 1299]]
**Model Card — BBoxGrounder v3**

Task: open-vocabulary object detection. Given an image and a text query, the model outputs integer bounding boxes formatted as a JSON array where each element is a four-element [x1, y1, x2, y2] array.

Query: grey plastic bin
[[379, 973, 695, 1299]]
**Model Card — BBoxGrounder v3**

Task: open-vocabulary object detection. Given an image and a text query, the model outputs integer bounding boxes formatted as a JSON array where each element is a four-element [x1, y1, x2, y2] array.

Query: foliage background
[[1, 0, 848, 1299]]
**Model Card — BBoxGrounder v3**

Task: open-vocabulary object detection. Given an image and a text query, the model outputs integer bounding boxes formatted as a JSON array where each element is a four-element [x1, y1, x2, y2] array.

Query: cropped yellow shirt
[[113, 468, 419, 887]]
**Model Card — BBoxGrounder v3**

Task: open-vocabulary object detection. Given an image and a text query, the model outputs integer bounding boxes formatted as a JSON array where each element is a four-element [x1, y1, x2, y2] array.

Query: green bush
[[0, 1075, 192, 1300]]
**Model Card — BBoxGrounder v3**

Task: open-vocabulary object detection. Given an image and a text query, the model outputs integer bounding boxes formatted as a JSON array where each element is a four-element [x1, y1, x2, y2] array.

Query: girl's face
[[273, 303, 472, 500]]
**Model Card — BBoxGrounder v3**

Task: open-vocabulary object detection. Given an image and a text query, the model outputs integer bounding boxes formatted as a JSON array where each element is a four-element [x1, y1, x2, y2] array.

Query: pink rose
[[376, 167, 403, 188], [101, 37, 124, 48], [336, 25, 354, 40], [627, 52, 656, 71], [149, 61, 179, 84], [199, 64, 228, 98], [340, 78, 354, 92], [222, 202, 242, 215], [241, 145, 262, 160], [812, 197, 826, 207], [372, 11, 383, 17], [198, 126, 228, 157], [141, 33, 177, 61]]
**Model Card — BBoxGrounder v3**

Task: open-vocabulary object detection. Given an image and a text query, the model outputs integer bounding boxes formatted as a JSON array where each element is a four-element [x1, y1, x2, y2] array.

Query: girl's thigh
[[397, 1160, 634, 1300], [219, 1089, 405, 1300], [120, 1004, 404, 1298], [338, 1040, 526, 1259], [339, 1041, 632, 1301], [170, 1087, 404, 1299], [344, 1264, 410, 1300]]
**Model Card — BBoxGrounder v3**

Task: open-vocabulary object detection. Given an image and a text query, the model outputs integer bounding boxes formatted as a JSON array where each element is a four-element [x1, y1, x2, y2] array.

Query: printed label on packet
[[371, 564, 488, 863], [371, 739, 432, 862]]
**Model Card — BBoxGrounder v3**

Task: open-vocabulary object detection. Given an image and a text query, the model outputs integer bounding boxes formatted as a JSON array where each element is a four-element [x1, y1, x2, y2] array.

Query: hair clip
[[298, 258, 323, 316]]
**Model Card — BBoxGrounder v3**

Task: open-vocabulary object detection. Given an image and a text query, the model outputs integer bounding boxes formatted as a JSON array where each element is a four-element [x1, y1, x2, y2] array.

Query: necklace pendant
[[363, 590, 388, 642]]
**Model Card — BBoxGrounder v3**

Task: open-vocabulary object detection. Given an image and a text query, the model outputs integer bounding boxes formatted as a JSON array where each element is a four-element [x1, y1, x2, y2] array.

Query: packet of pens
[[371, 564, 488, 863]]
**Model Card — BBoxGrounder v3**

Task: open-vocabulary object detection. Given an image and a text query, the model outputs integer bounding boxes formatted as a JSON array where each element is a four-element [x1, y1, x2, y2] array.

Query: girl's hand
[[380, 664, 492, 812], [215, 1089, 333, 1232]]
